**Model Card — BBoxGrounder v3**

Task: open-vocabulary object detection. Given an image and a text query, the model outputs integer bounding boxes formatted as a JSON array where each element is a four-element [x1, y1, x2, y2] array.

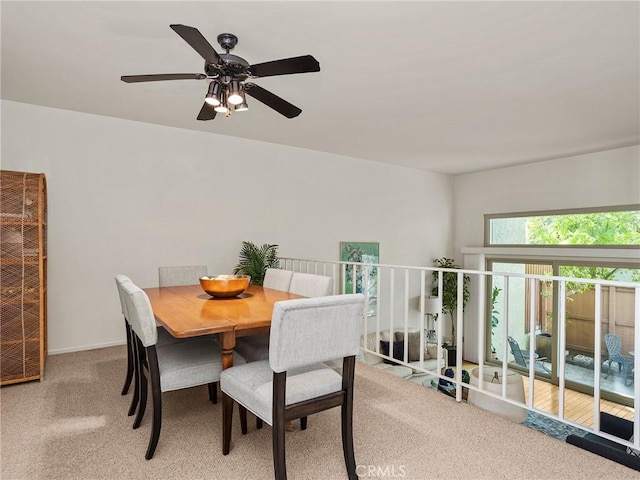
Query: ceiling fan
[[121, 24, 320, 121]]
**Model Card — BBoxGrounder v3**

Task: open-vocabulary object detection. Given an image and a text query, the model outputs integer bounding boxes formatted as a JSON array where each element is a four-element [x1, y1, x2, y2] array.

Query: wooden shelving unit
[[0, 170, 47, 385]]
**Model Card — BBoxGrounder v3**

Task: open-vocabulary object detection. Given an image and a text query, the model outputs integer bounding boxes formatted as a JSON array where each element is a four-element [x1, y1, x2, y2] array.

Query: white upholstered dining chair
[[114, 274, 137, 414], [114, 275, 220, 420], [157, 265, 222, 400], [233, 269, 295, 363], [263, 268, 294, 292], [120, 280, 245, 459], [221, 294, 365, 480], [288, 271, 333, 297], [158, 265, 208, 287]]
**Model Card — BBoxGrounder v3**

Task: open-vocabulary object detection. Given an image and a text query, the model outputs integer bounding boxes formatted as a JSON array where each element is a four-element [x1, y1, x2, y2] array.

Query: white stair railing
[[280, 256, 640, 453]]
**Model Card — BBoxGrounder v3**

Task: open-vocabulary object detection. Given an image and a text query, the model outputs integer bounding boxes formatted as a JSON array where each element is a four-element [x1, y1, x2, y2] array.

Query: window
[[485, 205, 640, 247]]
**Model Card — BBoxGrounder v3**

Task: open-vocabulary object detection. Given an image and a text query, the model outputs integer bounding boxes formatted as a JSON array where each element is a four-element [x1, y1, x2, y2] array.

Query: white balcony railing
[[280, 256, 640, 453]]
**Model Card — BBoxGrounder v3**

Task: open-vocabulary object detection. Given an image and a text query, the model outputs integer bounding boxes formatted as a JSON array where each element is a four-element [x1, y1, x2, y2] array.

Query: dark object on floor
[[566, 412, 640, 472], [437, 368, 469, 400]]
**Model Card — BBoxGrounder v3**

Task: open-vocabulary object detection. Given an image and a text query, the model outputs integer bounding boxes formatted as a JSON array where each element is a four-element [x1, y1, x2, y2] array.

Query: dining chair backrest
[[263, 268, 294, 292], [121, 281, 159, 347], [114, 274, 137, 402], [269, 294, 364, 373], [288, 272, 333, 298], [158, 265, 208, 287], [115, 274, 133, 318]]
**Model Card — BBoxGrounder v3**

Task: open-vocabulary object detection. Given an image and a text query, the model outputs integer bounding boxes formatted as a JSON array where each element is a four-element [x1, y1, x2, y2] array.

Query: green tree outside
[[526, 211, 640, 293]]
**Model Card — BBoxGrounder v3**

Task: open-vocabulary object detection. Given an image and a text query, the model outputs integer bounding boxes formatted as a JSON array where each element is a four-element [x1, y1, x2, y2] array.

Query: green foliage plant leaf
[[526, 211, 640, 294], [526, 211, 640, 247], [431, 258, 471, 346], [233, 241, 280, 286]]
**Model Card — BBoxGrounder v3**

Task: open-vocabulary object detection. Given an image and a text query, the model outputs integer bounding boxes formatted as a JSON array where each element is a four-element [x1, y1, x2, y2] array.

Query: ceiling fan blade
[[249, 55, 320, 78], [170, 24, 220, 65], [197, 102, 217, 121], [121, 73, 206, 83], [244, 83, 302, 118]]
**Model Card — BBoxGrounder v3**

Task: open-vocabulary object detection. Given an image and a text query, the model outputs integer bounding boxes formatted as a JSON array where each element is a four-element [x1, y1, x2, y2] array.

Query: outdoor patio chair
[[507, 336, 551, 374], [604, 333, 634, 380], [220, 294, 365, 480]]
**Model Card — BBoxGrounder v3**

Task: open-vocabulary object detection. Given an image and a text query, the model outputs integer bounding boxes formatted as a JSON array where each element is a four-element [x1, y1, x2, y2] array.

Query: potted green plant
[[491, 286, 501, 358], [233, 241, 280, 286], [431, 258, 470, 347]]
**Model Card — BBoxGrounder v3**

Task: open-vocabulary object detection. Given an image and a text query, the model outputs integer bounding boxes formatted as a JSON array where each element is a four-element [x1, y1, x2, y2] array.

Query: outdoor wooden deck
[[524, 377, 635, 426], [460, 360, 635, 426]]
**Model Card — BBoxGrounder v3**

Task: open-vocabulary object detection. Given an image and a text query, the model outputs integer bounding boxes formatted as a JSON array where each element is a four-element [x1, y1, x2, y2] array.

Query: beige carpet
[[1, 346, 636, 480]]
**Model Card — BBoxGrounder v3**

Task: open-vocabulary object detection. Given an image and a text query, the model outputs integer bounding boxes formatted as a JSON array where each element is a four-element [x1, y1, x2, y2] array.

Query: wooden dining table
[[143, 284, 301, 369]]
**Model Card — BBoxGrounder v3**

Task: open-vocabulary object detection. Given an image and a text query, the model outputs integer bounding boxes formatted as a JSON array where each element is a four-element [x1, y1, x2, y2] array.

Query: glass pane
[[488, 209, 640, 246], [490, 262, 552, 378], [562, 265, 638, 401]]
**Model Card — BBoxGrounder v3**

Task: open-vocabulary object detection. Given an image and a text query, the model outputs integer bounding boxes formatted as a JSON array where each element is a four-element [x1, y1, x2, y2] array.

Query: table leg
[[220, 331, 236, 370]]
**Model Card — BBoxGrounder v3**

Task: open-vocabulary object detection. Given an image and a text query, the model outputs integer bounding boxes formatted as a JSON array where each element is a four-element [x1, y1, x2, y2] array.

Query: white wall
[[1, 100, 453, 353], [454, 145, 640, 362], [453, 145, 640, 253]]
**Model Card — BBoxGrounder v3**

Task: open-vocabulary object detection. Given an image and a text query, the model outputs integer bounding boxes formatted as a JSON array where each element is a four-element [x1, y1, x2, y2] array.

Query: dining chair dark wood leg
[[272, 372, 287, 480], [208, 382, 218, 404], [121, 321, 134, 396], [300, 417, 307, 430], [222, 392, 234, 456], [133, 338, 148, 429], [256, 417, 263, 429], [341, 356, 357, 480], [128, 329, 140, 416], [132, 371, 147, 428], [145, 347, 162, 460], [239, 404, 248, 435]]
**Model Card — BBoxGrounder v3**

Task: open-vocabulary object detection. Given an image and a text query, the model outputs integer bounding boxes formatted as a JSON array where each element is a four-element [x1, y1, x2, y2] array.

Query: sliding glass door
[[489, 261, 553, 380], [558, 263, 638, 402], [488, 259, 638, 406]]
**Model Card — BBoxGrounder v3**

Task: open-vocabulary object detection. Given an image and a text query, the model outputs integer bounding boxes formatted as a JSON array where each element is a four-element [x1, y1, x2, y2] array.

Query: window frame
[[484, 204, 640, 248]]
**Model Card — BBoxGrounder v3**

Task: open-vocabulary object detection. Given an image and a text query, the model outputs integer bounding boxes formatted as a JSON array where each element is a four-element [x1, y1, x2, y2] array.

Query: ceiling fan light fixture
[[234, 102, 249, 112], [227, 80, 244, 105], [205, 81, 221, 106], [204, 96, 218, 106], [214, 92, 229, 113]]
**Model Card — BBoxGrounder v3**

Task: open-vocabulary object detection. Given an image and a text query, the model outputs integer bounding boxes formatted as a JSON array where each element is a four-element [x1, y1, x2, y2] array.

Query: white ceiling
[[2, 1, 638, 175]]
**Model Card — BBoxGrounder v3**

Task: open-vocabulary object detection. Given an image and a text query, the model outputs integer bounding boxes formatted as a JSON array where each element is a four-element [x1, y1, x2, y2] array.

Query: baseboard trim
[[48, 339, 126, 356]]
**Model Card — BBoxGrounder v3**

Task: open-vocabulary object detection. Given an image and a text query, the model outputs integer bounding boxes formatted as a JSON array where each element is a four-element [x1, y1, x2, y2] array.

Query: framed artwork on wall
[[340, 241, 379, 315]]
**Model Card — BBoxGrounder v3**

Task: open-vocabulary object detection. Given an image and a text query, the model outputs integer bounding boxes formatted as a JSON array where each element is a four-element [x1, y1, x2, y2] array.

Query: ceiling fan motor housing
[[217, 33, 238, 52]]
